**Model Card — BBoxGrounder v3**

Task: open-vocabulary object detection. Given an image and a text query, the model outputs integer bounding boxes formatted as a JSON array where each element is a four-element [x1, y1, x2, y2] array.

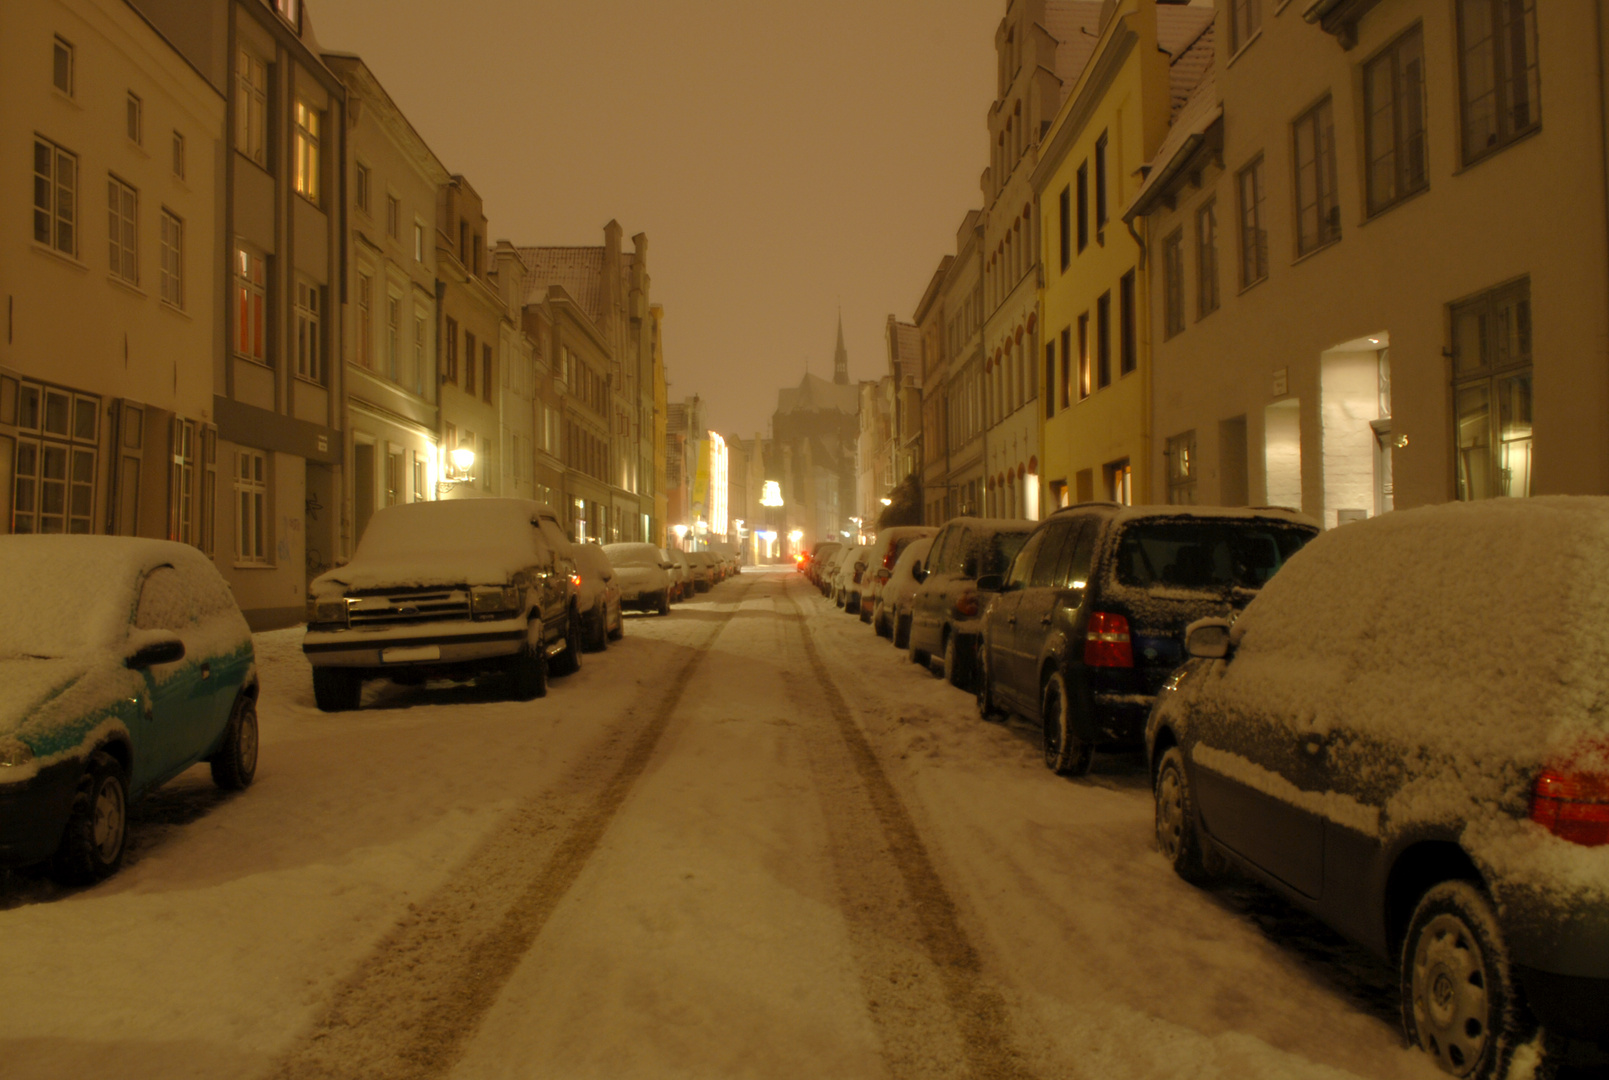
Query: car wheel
[[1154, 746, 1216, 884], [943, 633, 971, 689], [52, 750, 128, 884], [552, 607, 583, 676], [893, 612, 912, 649], [657, 590, 671, 616], [977, 644, 1007, 722], [312, 667, 362, 712], [507, 638, 548, 700], [1401, 881, 1541, 1080], [585, 600, 609, 652], [873, 604, 890, 638], [908, 630, 931, 670], [1041, 672, 1093, 776], [209, 693, 259, 790], [607, 604, 624, 641]]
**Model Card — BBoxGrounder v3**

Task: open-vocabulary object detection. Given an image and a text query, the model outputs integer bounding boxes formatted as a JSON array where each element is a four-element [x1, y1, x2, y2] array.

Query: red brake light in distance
[[1084, 612, 1134, 668], [1530, 768, 1609, 846]]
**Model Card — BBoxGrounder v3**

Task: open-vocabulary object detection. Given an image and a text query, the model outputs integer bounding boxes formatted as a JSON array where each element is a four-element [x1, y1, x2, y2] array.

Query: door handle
[[200, 662, 211, 680]]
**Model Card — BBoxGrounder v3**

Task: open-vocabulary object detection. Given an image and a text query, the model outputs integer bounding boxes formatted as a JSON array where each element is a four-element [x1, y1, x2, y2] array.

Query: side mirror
[[126, 633, 185, 669], [660, 562, 674, 570], [975, 573, 1004, 592], [911, 562, 927, 583], [1184, 617, 1233, 660]]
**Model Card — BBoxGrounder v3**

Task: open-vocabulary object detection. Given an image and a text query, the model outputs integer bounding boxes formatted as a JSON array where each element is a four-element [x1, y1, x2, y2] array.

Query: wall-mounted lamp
[[437, 446, 476, 494]]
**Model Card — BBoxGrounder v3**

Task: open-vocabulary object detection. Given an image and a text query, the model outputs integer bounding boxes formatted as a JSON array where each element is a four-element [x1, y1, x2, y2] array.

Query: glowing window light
[[760, 481, 784, 507]]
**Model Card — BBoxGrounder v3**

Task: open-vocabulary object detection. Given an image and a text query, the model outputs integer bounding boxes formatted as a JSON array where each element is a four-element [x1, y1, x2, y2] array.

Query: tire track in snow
[[779, 576, 1037, 1080], [267, 577, 760, 1080]]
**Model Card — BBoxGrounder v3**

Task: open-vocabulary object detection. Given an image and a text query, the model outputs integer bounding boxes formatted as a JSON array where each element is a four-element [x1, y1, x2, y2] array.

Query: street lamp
[[437, 446, 476, 495], [880, 497, 892, 506], [672, 523, 688, 550]]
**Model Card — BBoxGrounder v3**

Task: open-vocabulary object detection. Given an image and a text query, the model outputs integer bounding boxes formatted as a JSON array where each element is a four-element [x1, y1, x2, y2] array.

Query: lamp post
[[436, 446, 476, 496]]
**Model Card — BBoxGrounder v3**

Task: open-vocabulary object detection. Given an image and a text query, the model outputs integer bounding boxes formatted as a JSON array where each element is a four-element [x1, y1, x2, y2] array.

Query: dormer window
[[272, 0, 299, 31]]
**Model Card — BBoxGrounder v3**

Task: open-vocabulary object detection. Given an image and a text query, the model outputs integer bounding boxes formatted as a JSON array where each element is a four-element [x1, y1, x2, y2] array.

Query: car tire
[[209, 693, 259, 791], [943, 633, 971, 689], [607, 605, 624, 642], [52, 750, 128, 885], [312, 667, 362, 712], [552, 607, 583, 676], [1401, 881, 1545, 1080], [507, 639, 548, 700], [585, 600, 609, 652], [657, 590, 671, 616], [893, 612, 912, 649], [1041, 672, 1093, 776], [909, 631, 931, 670], [977, 643, 1007, 722], [1154, 746, 1216, 884], [873, 605, 890, 638]]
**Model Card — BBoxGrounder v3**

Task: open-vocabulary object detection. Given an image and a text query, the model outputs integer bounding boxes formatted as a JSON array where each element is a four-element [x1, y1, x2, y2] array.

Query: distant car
[[572, 543, 624, 650], [976, 504, 1317, 776], [818, 546, 848, 596], [879, 536, 933, 647], [907, 517, 1034, 687], [0, 536, 258, 883], [862, 527, 937, 623], [685, 550, 716, 592], [604, 542, 673, 615], [667, 548, 694, 602], [805, 541, 840, 587], [1148, 499, 1609, 1078], [836, 543, 876, 612], [303, 499, 582, 709]]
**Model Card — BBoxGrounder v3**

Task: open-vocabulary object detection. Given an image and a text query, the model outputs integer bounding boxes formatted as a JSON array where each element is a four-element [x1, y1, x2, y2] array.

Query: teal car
[[0, 536, 258, 883]]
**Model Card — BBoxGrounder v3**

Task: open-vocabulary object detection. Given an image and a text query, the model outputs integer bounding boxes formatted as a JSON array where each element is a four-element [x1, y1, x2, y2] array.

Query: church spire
[[833, 311, 849, 385]]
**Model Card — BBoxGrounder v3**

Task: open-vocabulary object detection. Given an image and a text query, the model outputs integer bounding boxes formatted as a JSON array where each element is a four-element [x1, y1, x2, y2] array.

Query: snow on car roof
[[1060, 503, 1319, 528], [317, 499, 561, 591], [604, 543, 663, 566]]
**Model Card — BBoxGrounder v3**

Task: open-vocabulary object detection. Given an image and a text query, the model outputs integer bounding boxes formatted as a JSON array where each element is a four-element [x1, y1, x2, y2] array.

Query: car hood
[[312, 554, 528, 593], [0, 654, 141, 765]]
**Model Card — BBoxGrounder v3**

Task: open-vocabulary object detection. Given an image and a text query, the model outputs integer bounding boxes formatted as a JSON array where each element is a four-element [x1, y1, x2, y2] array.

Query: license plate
[[382, 645, 440, 662]]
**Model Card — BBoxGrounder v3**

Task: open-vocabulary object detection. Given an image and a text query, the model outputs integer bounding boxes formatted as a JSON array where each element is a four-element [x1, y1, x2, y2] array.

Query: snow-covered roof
[[1041, 2, 1108, 107], [1122, 67, 1222, 222], [1159, 13, 1215, 122], [516, 246, 604, 324]]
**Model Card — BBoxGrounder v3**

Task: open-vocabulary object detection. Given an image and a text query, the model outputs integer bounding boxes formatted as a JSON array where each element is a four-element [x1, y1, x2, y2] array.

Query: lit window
[[33, 138, 78, 256], [107, 175, 138, 283], [1166, 432, 1197, 505], [160, 210, 183, 308], [1452, 279, 1532, 500], [293, 99, 320, 203], [234, 244, 268, 362]]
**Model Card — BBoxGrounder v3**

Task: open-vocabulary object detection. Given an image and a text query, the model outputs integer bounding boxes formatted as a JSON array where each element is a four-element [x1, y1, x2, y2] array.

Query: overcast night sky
[[309, 0, 1001, 439]]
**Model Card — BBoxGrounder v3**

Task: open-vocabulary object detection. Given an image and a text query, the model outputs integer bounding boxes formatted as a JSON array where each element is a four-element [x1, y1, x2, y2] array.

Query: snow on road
[[1, 567, 1442, 1080]]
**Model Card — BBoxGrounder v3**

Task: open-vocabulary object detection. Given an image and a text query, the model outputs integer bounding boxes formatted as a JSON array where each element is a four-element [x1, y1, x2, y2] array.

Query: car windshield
[[1114, 520, 1314, 591]]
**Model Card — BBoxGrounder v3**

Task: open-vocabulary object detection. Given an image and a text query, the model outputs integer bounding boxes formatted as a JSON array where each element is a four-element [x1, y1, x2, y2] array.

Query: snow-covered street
[[4, 566, 1454, 1079]]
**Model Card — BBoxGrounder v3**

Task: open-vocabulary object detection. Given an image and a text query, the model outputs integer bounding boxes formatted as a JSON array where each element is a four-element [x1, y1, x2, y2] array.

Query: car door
[[130, 565, 215, 787], [986, 526, 1042, 703], [914, 526, 966, 653], [533, 516, 570, 641], [1009, 520, 1085, 703]]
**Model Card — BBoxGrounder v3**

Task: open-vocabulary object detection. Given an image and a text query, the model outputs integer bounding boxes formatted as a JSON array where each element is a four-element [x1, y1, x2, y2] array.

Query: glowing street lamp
[[760, 481, 784, 507], [880, 496, 892, 506], [437, 445, 477, 494]]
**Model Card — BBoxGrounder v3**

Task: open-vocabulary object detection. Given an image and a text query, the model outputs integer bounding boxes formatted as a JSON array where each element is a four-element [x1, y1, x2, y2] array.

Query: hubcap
[[1411, 913, 1491, 1076], [1156, 766, 1184, 860], [92, 777, 125, 862], [239, 710, 259, 773]]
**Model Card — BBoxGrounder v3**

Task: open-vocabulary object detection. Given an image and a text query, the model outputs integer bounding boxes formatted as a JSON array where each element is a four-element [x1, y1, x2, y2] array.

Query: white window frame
[[126, 92, 143, 145], [172, 130, 186, 178], [53, 36, 74, 97], [235, 449, 270, 565], [386, 291, 402, 382], [386, 193, 400, 239], [33, 137, 78, 256], [107, 174, 138, 284], [295, 278, 323, 383], [293, 99, 320, 204], [11, 381, 99, 535], [160, 209, 183, 308], [237, 51, 268, 168], [413, 309, 428, 395], [234, 243, 268, 363], [356, 270, 374, 369], [354, 161, 370, 215]]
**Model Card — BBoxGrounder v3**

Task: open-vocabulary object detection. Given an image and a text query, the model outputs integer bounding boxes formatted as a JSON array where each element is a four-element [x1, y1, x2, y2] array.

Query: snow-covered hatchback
[[0, 537, 258, 883], [1148, 498, 1609, 1077]]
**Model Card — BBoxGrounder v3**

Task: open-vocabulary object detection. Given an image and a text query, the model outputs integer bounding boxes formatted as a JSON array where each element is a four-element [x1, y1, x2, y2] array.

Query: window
[[1166, 432, 1197, 505], [1104, 459, 1132, 505], [1196, 197, 1219, 317], [201, 426, 217, 557], [458, 220, 468, 264], [1162, 229, 1185, 338], [160, 210, 183, 308], [444, 317, 459, 383], [1077, 312, 1091, 399], [1094, 131, 1108, 234], [1229, 0, 1262, 54], [1365, 25, 1428, 214], [1076, 161, 1089, 253], [387, 294, 401, 381], [356, 272, 373, 368], [235, 450, 269, 564], [273, 0, 300, 29], [170, 418, 195, 543], [414, 221, 425, 262], [1294, 97, 1340, 254], [1237, 156, 1268, 287], [386, 194, 400, 239], [12, 382, 99, 535], [1120, 270, 1137, 376], [53, 36, 74, 96], [413, 312, 427, 394], [465, 332, 477, 395], [1451, 278, 1532, 500], [1060, 326, 1072, 408], [107, 176, 138, 284], [295, 279, 322, 382], [236, 51, 267, 168], [126, 93, 143, 145], [172, 131, 186, 178], [1044, 342, 1056, 420], [412, 454, 426, 502], [1059, 185, 1071, 271], [1096, 291, 1112, 390], [482, 437, 492, 491], [293, 99, 320, 203], [33, 138, 77, 256], [1457, 0, 1539, 165], [234, 244, 267, 362], [482, 344, 493, 403], [355, 163, 370, 214], [385, 449, 402, 507]]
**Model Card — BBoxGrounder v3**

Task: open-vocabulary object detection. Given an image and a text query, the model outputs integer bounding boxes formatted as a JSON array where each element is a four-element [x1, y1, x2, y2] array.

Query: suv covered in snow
[[303, 500, 582, 709], [1148, 499, 1609, 1077]]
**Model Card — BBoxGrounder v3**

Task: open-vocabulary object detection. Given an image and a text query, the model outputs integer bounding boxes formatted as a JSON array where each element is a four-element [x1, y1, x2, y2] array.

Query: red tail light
[[1084, 612, 1133, 668], [883, 546, 898, 571], [954, 590, 979, 618], [1531, 769, 1609, 847], [570, 573, 582, 588]]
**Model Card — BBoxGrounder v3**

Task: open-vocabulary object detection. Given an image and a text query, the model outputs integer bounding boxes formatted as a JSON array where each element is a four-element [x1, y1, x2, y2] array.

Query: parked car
[[0, 536, 258, 883], [862, 526, 937, 623], [1147, 498, 1609, 1078], [805, 541, 841, 587], [977, 504, 1317, 776], [667, 548, 693, 602], [834, 543, 875, 610], [572, 543, 624, 650], [879, 536, 934, 646], [817, 546, 848, 595], [907, 518, 1034, 687], [303, 499, 582, 709], [604, 542, 673, 615], [686, 550, 716, 592]]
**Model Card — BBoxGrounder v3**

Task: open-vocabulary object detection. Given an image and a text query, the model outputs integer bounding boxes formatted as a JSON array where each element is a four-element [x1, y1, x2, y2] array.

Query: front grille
[[347, 587, 470, 628]]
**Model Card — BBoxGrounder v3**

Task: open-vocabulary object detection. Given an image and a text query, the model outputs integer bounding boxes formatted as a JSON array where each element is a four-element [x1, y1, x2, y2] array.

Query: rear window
[[1114, 520, 1313, 591]]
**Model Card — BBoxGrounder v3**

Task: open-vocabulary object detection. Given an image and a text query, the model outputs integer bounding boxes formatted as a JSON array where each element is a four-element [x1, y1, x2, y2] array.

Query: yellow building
[[1031, 0, 1212, 508]]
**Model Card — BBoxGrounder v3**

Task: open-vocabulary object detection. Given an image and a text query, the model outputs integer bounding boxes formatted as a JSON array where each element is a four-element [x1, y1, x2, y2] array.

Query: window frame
[[172, 130, 186, 179], [292, 98, 320, 205], [1364, 23, 1429, 216], [159, 208, 183, 309], [236, 50, 268, 169], [107, 174, 139, 285], [233, 243, 268, 363], [1094, 131, 1109, 236], [1196, 197, 1219, 318], [53, 36, 75, 97], [354, 161, 370, 215], [1237, 155, 1268, 288], [1166, 431, 1198, 505], [1450, 277, 1532, 501], [1076, 161, 1089, 253], [1292, 95, 1341, 256], [1162, 228, 1185, 338], [234, 449, 270, 565], [1229, 0, 1263, 56], [295, 277, 323, 383], [1096, 291, 1112, 391], [1119, 270, 1137, 376], [33, 136, 78, 257], [1456, 0, 1540, 167], [126, 93, 143, 146]]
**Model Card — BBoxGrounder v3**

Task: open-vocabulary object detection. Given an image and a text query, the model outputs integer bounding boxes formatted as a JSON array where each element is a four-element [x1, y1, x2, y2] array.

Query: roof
[[1123, 57, 1222, 221], [776, 372, 860, 417], [516, 246, 604, 324], [888, 320, 922, 388], [1159, 15, 1216, 122], [1040, 2, 1108, 107]]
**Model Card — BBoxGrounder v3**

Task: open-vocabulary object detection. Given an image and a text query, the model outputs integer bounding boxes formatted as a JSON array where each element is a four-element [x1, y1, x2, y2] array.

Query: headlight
[[471, 585, 521, 614], [0, 738, 35, 768], [310, 597, 350, 626]]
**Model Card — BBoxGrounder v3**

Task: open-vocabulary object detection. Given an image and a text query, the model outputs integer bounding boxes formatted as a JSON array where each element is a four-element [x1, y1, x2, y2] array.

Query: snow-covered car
[[668, 548, 693, 602], [805, 541, 840, 588], [977, 505, 1317, 776], [907, 518, 1033, 687], [877, 535, 933, 645], [834, 544, 875, 611], [603, 542, 673, 615], [303, 499, 582, 710], [817, 546, 847, 596], [0, 536, 258, 883], [1148, 499, 1609, 1078], [685, 551, 715, 592], [572, 542, 624, 650], [861, 526, 937, 623]]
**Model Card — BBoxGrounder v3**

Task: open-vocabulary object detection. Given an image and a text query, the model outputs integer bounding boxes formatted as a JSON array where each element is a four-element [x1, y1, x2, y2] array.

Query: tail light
[[1084, 612, 1133, 668], [954, 590, 979, 618], [1531, 768, 1609, 847], [570, 573, 582, 588], [883, 546, 899, 571]]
